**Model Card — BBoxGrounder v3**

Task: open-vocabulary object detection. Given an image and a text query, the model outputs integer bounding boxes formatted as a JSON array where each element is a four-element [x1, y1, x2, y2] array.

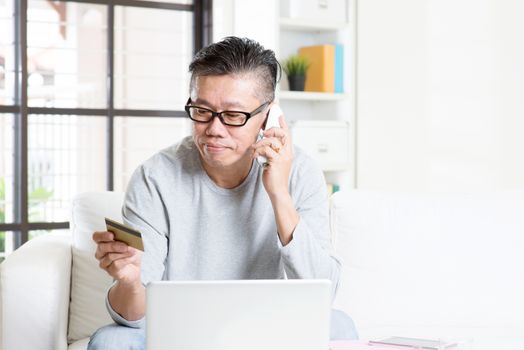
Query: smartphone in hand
[[257, 104, 283, 167]]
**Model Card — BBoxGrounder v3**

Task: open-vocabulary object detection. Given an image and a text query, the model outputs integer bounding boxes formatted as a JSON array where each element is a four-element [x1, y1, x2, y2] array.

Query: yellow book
[[299, 45, 335, 93]]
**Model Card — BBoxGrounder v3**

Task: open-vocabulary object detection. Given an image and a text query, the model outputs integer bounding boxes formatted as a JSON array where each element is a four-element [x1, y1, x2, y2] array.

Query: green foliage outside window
[[28, 185, 53, 222], [0, 177, 54, 260]]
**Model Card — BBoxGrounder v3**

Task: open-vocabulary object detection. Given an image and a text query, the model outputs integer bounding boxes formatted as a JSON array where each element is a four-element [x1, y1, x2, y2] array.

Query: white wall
[[356, 0, 524, 191], [213, 0, 278, 49]]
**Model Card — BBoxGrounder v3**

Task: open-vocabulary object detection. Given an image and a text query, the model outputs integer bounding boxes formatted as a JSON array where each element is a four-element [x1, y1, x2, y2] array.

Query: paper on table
[[330, 340, 404, 350]]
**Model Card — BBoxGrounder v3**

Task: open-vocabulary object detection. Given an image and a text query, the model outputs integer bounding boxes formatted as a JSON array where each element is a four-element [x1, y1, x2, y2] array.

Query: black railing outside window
[[0, 0, 212, 260]]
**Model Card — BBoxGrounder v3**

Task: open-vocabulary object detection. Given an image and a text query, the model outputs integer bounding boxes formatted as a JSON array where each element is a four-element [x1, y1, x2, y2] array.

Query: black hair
[[188, 36, 281, 103]]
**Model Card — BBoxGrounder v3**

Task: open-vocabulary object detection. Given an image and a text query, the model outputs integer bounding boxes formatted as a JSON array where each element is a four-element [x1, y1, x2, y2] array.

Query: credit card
[[105, 217, 144, 251]]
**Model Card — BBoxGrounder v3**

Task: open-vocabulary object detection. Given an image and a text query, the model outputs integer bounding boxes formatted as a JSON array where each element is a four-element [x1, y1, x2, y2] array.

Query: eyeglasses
[[184, 98, 270, 127]]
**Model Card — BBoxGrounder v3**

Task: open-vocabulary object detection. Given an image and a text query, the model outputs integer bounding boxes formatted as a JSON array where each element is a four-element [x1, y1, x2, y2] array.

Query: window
[[0, 0, 212, 259]]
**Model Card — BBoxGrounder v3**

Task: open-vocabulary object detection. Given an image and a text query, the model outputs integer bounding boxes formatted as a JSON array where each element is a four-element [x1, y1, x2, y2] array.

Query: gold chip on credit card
[[105, 217, 144, 251]]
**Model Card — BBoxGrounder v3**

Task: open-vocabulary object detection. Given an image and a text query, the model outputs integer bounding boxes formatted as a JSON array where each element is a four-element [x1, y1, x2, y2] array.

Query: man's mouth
[[205, 143, 228, 153]]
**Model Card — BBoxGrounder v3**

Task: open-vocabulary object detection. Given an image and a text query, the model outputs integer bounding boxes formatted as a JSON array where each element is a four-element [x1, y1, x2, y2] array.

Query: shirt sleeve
[[105, 164, 169, 326], [122, 165, 169, 285], [279, 152, 342, 300], [105, 282, 145, 328]]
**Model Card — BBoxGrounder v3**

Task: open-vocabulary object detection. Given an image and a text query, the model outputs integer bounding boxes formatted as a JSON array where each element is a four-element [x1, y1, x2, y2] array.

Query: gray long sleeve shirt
[[107, 136, 341, 327]]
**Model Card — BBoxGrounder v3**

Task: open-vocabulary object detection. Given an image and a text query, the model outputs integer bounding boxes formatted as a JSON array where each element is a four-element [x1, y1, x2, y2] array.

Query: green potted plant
[[282, 54, 310, 91]]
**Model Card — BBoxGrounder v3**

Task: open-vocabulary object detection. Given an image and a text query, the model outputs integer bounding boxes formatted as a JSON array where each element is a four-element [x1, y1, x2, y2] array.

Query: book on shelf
[[334, 44, 344, 93], [299, 44, 335, 93], [298, 44, 344, 93]]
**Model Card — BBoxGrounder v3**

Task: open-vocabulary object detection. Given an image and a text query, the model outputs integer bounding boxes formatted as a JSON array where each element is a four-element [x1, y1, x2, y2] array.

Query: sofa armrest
[[0, 233, 72, 350]]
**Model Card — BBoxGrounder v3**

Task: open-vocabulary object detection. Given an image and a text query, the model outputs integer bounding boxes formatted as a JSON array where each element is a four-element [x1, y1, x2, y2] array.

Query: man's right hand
[[93, 231, 142, 285]]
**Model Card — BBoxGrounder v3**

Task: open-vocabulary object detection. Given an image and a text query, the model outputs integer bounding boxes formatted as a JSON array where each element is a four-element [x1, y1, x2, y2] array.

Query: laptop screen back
[[146, 280, 331, 350]]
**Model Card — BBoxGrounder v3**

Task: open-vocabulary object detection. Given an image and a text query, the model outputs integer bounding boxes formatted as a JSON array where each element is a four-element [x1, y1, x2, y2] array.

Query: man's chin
[[202, 153, 251, 169], [202, 153, 231, 168]]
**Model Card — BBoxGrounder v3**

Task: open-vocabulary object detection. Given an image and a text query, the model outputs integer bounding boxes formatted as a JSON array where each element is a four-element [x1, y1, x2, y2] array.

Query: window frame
[[0, 0, 212, 250]]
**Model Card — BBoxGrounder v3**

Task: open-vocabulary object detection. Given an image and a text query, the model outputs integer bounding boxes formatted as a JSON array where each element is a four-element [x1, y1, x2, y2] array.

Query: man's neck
[[201, 156, 254, 189]]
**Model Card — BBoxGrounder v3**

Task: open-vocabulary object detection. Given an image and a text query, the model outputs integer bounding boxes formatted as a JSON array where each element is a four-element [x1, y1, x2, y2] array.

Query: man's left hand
[[252, 115, 293, 197]]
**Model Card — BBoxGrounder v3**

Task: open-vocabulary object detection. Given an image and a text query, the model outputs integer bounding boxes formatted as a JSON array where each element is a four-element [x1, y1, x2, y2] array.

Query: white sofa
[[1, 190, 524, 350]]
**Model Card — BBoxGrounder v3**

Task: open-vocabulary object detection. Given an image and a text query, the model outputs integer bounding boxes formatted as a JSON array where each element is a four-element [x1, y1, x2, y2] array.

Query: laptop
[[146, 279, 332, 350]]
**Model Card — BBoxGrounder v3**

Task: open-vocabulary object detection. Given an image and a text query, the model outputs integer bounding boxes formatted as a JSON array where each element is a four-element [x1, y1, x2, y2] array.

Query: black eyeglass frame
[[184, 98, 271, 127]]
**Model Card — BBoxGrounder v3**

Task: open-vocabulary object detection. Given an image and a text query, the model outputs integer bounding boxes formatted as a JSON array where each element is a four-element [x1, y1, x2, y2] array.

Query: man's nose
[[205, 115, 228, 136]]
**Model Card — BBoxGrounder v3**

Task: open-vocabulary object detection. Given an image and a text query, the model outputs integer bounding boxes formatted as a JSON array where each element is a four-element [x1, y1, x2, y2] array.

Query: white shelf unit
[[279, 18, 349, 32], [276, 0, 355, 191], [279, 91, 348, 101]]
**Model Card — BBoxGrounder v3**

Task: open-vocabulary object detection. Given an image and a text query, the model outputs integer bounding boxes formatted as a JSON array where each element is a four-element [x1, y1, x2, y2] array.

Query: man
[[89, 37, 357, 349]]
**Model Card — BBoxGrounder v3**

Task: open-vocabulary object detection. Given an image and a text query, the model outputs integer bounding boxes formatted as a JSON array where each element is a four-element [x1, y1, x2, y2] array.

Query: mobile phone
[[257, 104, 283, 166]]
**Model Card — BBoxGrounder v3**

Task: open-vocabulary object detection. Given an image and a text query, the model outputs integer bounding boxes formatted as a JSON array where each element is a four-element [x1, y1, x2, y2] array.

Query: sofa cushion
[[68, 191, 125, 343], [68, 338, 89, 350], [330, 190, 524, 343]]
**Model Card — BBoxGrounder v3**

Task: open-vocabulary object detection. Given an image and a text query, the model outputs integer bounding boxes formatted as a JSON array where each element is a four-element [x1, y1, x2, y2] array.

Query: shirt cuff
[[105, 282, 146, 329]]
